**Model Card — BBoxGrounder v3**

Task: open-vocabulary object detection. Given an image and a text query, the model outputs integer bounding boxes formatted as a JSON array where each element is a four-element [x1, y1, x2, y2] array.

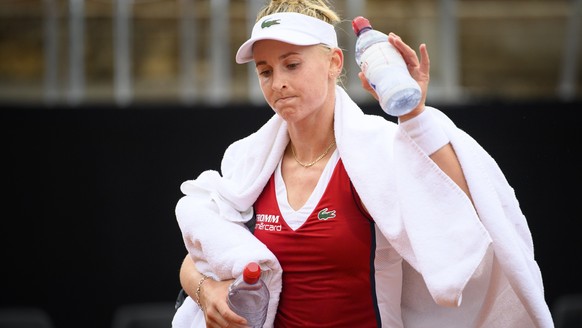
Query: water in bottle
[[227, 262, 270, 328], [352, 16, 422, 116]]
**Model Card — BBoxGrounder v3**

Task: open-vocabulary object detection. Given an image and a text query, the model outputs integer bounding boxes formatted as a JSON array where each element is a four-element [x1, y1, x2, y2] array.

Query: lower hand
[[201, 278, 249, 328]]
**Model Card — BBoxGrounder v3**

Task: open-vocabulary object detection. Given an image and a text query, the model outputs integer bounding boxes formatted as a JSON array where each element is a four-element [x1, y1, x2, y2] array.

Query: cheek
[[301, 71, 330, 98], [258, 80, 273, 100]]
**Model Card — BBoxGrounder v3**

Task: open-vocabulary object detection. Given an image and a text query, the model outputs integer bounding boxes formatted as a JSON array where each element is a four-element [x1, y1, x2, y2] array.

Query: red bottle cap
[[352, 16, 372, 36], [243, 262, 261, 284]]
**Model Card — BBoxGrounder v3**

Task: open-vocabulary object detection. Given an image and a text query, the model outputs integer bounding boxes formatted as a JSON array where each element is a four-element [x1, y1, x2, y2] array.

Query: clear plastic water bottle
[[227, 262, 270, 328], [352, 16, 422, 116]]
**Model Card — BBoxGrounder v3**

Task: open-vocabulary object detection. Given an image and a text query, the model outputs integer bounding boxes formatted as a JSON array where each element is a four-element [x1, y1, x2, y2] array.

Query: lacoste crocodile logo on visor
[[261, 19, 280, 29]]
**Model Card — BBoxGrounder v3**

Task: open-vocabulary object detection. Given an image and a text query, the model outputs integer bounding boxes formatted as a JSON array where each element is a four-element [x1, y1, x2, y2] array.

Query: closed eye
[[287, 63, 300, 70], [258, 69, 272, 78]]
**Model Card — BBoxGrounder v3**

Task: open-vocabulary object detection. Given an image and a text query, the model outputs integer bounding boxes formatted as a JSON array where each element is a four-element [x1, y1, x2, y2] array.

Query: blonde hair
[[256, 0, 341, 26]]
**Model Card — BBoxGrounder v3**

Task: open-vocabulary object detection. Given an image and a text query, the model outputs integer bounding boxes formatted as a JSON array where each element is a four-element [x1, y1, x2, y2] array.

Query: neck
[[286, 89, 336, 160], [288, 122, 335, 159]]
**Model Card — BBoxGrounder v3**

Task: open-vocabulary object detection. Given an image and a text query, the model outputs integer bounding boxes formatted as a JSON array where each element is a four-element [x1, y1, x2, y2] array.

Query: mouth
[[276, 95, 295, 104]]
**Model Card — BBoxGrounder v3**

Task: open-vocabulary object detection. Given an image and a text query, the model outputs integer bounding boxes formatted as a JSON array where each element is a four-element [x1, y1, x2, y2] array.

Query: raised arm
[[358, 33, 472, 200]]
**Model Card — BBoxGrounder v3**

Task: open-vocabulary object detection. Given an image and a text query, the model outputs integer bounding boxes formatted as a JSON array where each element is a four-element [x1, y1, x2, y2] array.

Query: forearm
[[179, 254, 245, 326], [400, 108, 472, 201], [180, 254, 205, 298], [429, 143, 472, 200]]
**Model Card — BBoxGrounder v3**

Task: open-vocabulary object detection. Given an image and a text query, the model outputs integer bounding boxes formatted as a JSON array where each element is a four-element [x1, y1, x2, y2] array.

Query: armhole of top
[[350, 181, 374, 222]]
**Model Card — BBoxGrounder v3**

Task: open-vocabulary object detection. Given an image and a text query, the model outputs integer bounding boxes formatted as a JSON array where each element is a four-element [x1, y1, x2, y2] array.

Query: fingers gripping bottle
[[227, 262, 270, 328], [352, 16, 422, 116]]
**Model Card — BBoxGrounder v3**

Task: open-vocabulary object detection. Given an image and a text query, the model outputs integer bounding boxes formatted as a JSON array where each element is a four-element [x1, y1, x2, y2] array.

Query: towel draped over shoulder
[[172, 86, 552, 328]]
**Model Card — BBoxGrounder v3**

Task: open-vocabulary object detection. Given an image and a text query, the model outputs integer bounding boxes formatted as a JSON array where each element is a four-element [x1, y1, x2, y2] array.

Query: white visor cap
[[235, 12, 338, 64]]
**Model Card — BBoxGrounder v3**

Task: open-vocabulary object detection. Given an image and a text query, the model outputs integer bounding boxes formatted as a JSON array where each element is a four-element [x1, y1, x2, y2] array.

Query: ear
[[329, 48, 344, 76]]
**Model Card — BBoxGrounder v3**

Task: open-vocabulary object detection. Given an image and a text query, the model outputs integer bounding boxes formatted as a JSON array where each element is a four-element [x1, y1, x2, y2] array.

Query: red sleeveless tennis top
[[253, 159, 380, 327]]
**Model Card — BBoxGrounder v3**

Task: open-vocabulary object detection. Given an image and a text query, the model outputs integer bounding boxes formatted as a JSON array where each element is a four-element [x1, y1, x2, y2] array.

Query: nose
[[271, 71, 287, 91]]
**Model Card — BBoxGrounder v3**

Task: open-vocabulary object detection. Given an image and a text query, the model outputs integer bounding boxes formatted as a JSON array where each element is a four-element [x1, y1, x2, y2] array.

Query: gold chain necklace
[[291, 140, 336, 168]]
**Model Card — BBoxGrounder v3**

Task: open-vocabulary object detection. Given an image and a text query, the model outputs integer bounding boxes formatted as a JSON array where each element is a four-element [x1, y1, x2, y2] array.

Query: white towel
[[173, 85, 553, 327]]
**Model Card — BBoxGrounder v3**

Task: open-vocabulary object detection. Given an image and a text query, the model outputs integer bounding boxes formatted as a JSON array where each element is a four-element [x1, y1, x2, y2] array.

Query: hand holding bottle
[[356, 30, 430, 121], [196, 277, 249, 328]]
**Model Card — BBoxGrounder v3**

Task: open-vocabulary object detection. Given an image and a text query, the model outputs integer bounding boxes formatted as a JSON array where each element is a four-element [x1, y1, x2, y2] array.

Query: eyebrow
[[255, 51, 301, 67]]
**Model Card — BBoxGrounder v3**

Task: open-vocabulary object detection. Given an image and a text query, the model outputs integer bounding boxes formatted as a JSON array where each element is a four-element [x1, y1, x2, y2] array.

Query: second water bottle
[[227, 262, 270, 328]]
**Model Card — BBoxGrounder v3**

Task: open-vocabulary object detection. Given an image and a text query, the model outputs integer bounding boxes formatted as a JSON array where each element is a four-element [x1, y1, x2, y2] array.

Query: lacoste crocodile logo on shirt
[[317, 208, 336, 220]]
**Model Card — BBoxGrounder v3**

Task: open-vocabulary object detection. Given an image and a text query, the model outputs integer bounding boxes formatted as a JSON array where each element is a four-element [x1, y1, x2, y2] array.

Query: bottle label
[[359, 42, 406, 77]]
